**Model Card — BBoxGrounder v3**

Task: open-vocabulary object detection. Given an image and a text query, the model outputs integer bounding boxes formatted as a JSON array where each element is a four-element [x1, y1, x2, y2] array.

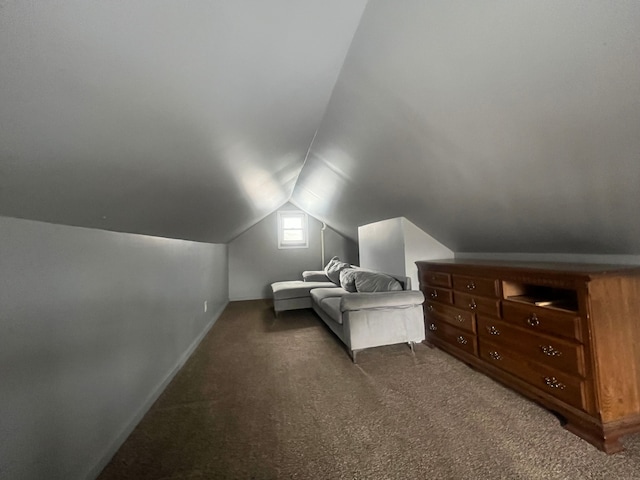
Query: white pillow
[[339, 268, 358, 292], [324, 257, 350, 285], [354, 271, 403, 293]]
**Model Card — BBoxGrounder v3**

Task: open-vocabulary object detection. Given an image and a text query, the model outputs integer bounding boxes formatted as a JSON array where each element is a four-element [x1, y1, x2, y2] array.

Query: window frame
[[277, 210, 309, 249]]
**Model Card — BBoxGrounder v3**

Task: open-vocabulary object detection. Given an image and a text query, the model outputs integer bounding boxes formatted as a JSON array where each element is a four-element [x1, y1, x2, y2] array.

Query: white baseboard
[[84, 301, 228, 480]]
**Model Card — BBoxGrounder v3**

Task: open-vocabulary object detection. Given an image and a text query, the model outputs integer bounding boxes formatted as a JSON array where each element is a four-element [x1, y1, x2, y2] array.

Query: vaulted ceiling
[[2, 1, 640, 254], [0, 0, 367, 242]]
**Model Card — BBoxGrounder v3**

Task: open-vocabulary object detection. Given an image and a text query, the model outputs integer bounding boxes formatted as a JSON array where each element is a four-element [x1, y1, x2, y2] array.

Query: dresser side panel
[[587, 275, 640, 423]]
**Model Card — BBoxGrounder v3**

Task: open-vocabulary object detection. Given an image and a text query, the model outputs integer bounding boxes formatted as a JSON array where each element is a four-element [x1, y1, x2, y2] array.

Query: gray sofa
[[271, 259, 425, 362], [271, 278, 337, 313]]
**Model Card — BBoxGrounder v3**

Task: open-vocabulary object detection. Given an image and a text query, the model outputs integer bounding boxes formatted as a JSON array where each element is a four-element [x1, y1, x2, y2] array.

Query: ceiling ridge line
[[287, 127, 319, 204], [287, 2, 370, 206]]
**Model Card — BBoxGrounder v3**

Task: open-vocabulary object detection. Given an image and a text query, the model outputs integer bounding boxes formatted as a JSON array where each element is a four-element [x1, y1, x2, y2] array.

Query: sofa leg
[[349, 349, 358, 363], [408, 341, 415, 354]]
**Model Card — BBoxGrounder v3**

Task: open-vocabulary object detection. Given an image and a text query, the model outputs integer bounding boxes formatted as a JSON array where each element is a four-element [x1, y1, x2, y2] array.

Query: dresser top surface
[[417, 258, 640, 277]]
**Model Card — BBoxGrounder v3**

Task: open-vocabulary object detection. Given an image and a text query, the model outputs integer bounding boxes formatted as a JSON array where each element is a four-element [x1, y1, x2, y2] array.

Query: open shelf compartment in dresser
[[502, 280, 579, 312]]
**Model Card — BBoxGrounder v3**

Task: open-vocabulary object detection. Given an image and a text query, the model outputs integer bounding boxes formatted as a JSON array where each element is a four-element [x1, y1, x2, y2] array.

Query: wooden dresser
[[416, 258, 640, 453]]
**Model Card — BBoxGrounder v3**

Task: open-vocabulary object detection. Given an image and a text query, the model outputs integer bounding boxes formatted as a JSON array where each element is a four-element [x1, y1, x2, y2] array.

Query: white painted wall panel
[[0, 216, 228, 480], [358, 218, 406, 278], [358, 217, 453, 289], [402, 218, 454, 289]]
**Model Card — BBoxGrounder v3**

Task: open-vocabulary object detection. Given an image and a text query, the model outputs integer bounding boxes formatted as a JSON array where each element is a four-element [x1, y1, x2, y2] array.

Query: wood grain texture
[[417, 259, 640, 453], [587, 276, 640, 422]]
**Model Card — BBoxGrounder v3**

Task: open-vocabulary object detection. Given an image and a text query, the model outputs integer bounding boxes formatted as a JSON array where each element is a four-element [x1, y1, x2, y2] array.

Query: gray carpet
[[98, 299, 640, 479]]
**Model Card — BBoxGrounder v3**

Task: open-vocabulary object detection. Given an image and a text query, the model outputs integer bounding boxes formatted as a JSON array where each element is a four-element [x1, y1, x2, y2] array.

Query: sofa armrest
[[340, 291, 425, 312], [303, 270, 332, 282]]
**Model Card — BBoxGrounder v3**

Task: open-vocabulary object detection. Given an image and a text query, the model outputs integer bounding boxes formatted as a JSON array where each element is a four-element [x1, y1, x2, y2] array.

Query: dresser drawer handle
[[427, 305, 434, 312], [469, 299, 477, 311], [466, 282, 476, 291], [544, 376, 566, 390], [457, 336, 468, 345], [455, 314, 465, 323], [489, 351, 502, 361], [527, 314, 540, 327], [429, 323, 437, 331], [540, 345, 563, 357], [430, 290, 438, 299], [486, 325, 501, 336]]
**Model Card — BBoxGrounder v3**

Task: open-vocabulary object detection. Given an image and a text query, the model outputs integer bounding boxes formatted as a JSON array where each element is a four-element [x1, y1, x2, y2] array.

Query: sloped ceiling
[[293, 1, 640, 254], [2, 1, 639, 254], [0, 0, 367, 242]]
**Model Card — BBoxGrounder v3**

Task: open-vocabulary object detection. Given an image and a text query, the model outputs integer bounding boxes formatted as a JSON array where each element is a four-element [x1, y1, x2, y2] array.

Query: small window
[[277, 210, 308, 249]]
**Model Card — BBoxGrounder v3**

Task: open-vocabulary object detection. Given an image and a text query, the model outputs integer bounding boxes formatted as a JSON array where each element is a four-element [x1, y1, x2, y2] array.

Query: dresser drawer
[[422, 270, 452, 288], [426, 318, 477, 356], [452, 275, 499, 298], [423, 286, 453, 304], [479, 339, 587, 411], [425, 301, 475, 333], [477, 317, 585, 377], [454, 292, 500, 318], [502, 301, 582, 342]]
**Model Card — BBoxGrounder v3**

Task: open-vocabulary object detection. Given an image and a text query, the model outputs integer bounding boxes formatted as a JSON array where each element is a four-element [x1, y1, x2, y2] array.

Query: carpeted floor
[[98, 300, 640, 479]]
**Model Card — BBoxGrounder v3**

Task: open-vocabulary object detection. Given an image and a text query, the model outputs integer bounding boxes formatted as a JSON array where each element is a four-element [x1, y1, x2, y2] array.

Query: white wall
[[0, 216, 228, 480], [229, 203, 358, 300], [402, 218, 454, 289], [358, 217, 406, 278], [359, 217, 453, 289]]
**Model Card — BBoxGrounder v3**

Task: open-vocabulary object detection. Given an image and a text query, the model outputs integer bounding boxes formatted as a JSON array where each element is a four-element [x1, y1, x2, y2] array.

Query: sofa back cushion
[[354, 270, 403, 293]]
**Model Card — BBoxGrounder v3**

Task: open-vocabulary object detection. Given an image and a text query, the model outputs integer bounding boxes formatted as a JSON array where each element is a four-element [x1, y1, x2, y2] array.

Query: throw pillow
[[323, 256, 339, 274], [324, 256, 350, 285], [354, 270, 403, 293], [339, 268, 358, 292]]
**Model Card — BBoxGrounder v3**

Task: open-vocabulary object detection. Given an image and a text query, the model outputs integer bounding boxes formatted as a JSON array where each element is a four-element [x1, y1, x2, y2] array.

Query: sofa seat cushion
[[340, 290, 425, 312], [310, 287, 349, 302], [318, 297, 343, 324], [310, 287, 350, 324], [271, 281, 337, 301]]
